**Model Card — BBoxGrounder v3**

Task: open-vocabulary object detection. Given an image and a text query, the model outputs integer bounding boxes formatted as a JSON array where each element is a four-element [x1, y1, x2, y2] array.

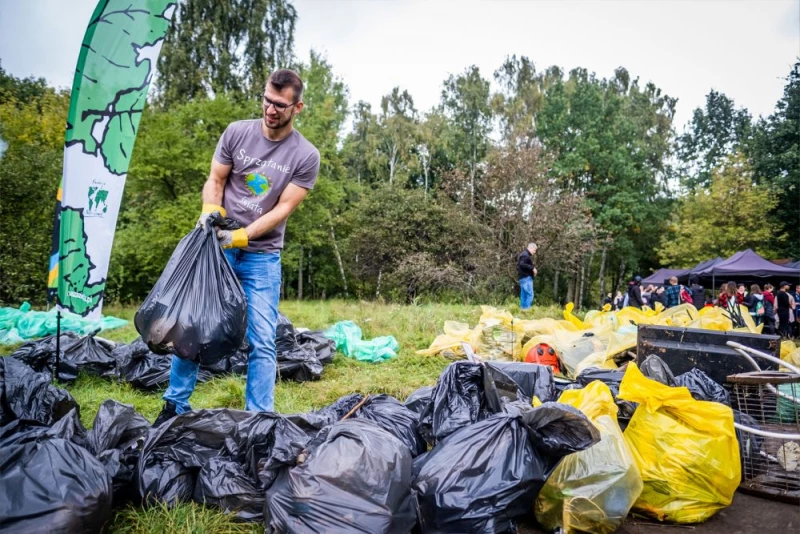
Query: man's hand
[[533, 268, 538, 276], [198, 203, 226, 228], [216, 228, 248, 249]]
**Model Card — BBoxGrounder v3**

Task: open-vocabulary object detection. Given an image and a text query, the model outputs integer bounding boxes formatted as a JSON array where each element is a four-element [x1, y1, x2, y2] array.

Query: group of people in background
[[606, 275, 800, 339]]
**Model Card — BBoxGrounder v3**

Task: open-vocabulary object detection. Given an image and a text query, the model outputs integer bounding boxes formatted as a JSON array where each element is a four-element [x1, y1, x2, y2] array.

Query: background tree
[[155, 0, 297, 106], [749, 61, 800, 259], [657, 153, 782, 267], [677, 90, 753, 190], [441, 66, 492, 212]]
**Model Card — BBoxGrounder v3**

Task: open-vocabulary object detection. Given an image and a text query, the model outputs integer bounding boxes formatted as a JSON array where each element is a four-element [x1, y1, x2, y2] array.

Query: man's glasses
[[261, 95, 296, 113]]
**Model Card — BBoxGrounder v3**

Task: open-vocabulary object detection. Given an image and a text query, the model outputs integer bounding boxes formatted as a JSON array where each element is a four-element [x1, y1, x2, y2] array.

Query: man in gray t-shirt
[[155, 69, 320, 425]]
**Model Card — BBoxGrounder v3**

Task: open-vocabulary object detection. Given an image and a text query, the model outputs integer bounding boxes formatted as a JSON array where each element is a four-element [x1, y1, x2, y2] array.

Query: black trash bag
[[0, 408, 86, 450], [265, 419, 417, 534], [411, 403, 600, 534], [194, 412, 308, 521], [134, 214, 248, 366], [112, 336, 173, 390], [674, 368, 731, 405], [0, 357, 80, 426], [418, 361, 528, 445], [733, 410, 763, 471], [284, 393, 365, 439], [85, 400, 150, 505], [404, 386, 434, 416], [639, 354, 676, 386], [138, 409, 253, 505], [485, 361, 556, 402], [355, 394, 426, 457], [56, 333, 117, 382], [0, 418, 112, 533], [296, 330, 335, 365], [10, 332, 80, 373], [278, 345, 324, 382], [139, 409, 307, 522], [276, 312, 297, 354], [575, 367, 638, 429]]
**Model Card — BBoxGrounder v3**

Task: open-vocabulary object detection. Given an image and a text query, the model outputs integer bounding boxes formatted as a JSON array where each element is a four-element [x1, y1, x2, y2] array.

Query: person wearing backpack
[[744, 284, 766, 326]]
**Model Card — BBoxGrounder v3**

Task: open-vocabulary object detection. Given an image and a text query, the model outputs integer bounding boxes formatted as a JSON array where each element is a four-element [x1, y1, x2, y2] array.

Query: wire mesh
[[729, 372, 800, 504]]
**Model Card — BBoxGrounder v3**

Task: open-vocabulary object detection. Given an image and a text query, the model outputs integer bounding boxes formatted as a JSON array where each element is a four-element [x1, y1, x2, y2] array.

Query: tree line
[[0, 0, 797, 308]]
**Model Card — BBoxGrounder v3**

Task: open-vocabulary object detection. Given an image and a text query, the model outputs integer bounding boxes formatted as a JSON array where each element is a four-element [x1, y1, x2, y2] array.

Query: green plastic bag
[[323, 321, 399, 363], [0, 303, 128, 345]]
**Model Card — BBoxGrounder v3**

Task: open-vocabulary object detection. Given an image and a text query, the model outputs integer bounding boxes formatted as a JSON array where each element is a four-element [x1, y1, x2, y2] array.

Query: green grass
[[2, 299, 564, 533]]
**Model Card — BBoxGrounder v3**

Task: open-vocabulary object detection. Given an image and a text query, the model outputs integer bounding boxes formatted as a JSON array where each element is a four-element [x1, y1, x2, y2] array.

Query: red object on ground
[[525, 343, 560, 373]]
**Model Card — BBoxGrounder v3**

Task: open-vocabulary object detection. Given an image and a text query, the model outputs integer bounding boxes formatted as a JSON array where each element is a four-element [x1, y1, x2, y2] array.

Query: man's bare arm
[[245, 183, 309, 240], [202, 158, 232, 205]]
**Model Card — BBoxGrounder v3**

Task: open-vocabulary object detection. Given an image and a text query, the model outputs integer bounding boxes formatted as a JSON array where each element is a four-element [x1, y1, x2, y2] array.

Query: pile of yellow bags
[[419, 302, 763, 378], [618, 363, 741, 523], [535, 381, 643, 533]]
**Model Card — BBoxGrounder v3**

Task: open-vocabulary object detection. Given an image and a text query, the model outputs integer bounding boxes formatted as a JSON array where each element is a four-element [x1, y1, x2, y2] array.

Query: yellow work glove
[[216, 228, 248, 249], [198, 203, 226, 228]]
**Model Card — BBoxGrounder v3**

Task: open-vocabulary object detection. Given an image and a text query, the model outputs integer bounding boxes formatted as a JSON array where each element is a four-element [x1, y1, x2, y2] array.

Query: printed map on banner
[[49, 0, 176, 317]]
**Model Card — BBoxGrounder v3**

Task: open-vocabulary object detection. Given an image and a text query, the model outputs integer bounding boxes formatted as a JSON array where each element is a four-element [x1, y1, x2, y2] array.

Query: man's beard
[[264, 112, 292, 130]]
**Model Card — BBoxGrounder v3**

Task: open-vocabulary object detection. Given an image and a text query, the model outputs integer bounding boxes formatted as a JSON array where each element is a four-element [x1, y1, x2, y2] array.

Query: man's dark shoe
[[152, 401, 178, 427]]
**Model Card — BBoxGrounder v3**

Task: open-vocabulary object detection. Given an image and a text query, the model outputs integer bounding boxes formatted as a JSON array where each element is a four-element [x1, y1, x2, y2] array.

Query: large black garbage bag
[[674, 368, 730, 405], [85, 400, 150, 505], [112, 337, 173, 390], [278, 345, 323, 381], [639, 354, 676, 386], [134, 216, 248, 366], [139, 409, 307, 521], [485, 361, 556, 402], [265, 419, 417, 534], [411, 403, 600, 534], [296, 330, 335, 365], [194, 412, 308, 520], [138, 409, 253, 505], [404, 386, 434, 415], [355, 394, 426, 457], [418, 361, 528, 445], [56, 333, 117, 382], [10, 332, 80, 373], [0, 420, 112, 533], [276, 312, 297, 354], [575, 367, 638, 428], [0, 357, 79, 426], [285, 393, 365, 438], [200, 340, 250, 377]]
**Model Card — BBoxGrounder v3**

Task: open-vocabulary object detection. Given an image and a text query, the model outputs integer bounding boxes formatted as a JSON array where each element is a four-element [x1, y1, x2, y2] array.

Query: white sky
[[0, 0, 797, 131]]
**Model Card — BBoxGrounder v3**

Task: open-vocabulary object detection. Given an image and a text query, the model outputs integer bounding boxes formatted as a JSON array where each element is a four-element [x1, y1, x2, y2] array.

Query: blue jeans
[[520, 276, 534, 309], [163, 249, 281, 413]]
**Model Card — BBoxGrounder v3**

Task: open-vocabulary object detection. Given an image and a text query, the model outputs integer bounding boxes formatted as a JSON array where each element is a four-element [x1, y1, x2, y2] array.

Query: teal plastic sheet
[[0, 303, 128, 345], [323, 321, 399, 363]]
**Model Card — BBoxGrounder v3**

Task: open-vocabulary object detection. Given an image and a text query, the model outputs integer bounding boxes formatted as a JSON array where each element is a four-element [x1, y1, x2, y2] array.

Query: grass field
[[3, 300, 565, 533]]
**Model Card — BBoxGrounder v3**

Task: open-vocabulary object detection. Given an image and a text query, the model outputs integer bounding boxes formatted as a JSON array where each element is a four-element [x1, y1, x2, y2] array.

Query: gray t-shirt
[[213, 119, 320, 252]]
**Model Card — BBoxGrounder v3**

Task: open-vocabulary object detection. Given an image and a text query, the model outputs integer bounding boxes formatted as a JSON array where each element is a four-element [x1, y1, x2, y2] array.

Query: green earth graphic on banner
[[57, 208, 106, 316], [245, 172, 270, 196], [88, 185, 109, 214]]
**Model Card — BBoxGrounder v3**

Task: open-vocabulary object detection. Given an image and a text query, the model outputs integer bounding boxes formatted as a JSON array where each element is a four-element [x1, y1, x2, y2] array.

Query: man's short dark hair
[[267, 69, 304, 102]]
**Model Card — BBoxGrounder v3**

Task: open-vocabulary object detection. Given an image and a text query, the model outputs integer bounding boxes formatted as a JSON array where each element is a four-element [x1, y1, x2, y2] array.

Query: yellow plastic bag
[[535, 382, 643, 534], [618, 364, 740, 523]]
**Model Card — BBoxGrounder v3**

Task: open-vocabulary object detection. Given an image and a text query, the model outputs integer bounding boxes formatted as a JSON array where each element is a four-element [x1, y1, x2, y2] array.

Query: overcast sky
[[0, 0, 797, 131]]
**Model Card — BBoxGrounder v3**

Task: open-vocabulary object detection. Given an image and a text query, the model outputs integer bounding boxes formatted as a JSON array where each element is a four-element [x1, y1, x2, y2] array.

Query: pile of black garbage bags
[[6, 312, 335, 391], [0, 354, 603, 533]]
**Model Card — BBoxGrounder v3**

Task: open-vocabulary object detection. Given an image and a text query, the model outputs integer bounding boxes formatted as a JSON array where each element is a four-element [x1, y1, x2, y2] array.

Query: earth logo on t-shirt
[[245, 172, 270, 197]]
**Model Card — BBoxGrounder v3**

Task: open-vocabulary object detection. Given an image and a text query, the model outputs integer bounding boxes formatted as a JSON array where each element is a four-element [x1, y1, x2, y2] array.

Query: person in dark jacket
[[776, 281, 793, 338], [763, 283, 776, 334], [517, 243, 537, 310], [627, 276, 644, 309], [688, 277, 705, 309]]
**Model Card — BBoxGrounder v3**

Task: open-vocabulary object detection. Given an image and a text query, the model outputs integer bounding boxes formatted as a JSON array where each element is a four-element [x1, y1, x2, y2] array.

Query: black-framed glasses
[[261, 95, 295, 113]]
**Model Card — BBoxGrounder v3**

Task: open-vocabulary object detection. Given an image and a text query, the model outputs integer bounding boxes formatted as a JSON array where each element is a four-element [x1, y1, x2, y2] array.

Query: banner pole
[[54, 310, 61, 382]]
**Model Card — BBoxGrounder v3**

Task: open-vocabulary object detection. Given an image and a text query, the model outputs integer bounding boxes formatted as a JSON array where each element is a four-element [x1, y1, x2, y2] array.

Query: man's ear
[[294, 101, 304, 115]]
